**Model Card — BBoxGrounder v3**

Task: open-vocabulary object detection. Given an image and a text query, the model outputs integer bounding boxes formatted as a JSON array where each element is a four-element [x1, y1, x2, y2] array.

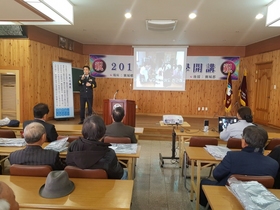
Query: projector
[[163, 115, 184, 125]]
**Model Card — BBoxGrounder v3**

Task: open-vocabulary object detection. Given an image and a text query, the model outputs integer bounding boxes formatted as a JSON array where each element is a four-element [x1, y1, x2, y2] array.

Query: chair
[[229, 174, 275, 188], [227, 138, 242, 149], [9, 164, 52, 177], [265, 138, 280, 150], [57, 135, 80, 143], [64, 166, 108, 179], [104, 136, 131, 144], [183, 137, 218, 189], [0, 130, 16, 138]]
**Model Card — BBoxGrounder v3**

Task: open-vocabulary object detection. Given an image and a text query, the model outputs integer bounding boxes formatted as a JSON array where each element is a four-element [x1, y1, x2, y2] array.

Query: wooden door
[[254, 63, 272, 125]]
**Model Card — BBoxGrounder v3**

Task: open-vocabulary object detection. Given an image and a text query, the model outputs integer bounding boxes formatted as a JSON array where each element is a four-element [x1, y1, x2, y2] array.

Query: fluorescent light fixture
[[266, 0, 280, 27], [21, 0, 73, 25]]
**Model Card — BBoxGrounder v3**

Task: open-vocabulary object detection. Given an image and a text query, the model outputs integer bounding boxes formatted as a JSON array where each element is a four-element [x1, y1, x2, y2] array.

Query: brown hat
[[39, 171, 75, 198]]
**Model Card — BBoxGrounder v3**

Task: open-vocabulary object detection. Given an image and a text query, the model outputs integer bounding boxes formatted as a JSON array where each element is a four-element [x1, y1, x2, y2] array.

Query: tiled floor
[[131, 140, 203, 210]]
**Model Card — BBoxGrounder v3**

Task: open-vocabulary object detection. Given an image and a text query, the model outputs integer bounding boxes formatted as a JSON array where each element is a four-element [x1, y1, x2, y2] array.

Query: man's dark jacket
[[23, 119, 58, 142], [66, 137, 123, 179]]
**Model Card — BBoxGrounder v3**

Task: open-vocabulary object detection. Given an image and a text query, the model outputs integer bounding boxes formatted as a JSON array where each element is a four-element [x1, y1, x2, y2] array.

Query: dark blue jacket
[[213, 146, 279, 186]]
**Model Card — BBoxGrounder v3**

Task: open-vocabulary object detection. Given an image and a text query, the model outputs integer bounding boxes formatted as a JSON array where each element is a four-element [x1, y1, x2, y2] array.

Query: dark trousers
[[80, 97, 93, 121], [200, 179, 218, 207]]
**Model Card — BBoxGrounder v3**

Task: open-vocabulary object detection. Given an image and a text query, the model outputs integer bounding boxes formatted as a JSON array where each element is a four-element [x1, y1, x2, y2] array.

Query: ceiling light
[[255, 13, 264, 20], [125, 13, 132, 19], [189, 13, 197, 19], [266, 0, 280, 27], [17, 0, 73, 25]]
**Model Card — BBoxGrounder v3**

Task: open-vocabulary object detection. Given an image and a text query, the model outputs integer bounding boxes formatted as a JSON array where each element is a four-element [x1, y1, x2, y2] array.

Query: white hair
[[0, 199, 10, 210]]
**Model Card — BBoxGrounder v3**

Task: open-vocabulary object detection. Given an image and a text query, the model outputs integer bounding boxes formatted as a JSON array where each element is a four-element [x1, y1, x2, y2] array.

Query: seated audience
[[220, 106, 254, 141], [268, 145, 280, 188], [23, 103, 58, 142], [200, 125, 279, 207], [66, 115, 126, 179], [105, 106, 137, 143], [0, 181, 19, 210], [9, 122, 66, 170]]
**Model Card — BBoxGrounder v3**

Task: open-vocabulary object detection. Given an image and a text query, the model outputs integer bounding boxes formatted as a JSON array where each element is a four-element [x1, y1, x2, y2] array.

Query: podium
[[103, 99, 136, 127]]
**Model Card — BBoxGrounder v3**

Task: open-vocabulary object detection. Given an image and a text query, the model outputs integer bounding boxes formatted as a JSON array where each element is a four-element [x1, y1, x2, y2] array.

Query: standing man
[[78, 65, 97, 124]]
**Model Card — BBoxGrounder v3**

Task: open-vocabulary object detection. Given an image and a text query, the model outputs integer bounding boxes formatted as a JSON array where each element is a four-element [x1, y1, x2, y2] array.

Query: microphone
[[113, 90, 119, 100]]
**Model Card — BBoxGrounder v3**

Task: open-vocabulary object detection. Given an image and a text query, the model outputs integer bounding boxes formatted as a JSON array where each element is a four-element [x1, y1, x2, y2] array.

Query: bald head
[[0, 181, 19, 210]]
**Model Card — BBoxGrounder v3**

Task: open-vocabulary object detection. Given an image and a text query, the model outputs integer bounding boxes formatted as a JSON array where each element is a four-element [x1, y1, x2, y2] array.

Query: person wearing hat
[[0, 181, 19, 210], [23, 103, 58, 142], [66, 115, 126, 179], [9, 122, 66, 170]]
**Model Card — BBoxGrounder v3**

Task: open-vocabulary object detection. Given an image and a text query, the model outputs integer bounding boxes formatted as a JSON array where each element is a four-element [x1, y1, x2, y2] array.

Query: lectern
[[103, 99, 136, 127]]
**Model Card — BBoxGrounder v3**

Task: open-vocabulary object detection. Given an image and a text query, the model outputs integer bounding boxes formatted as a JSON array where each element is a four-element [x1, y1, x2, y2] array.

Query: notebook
[[218, 116, 238, 132]]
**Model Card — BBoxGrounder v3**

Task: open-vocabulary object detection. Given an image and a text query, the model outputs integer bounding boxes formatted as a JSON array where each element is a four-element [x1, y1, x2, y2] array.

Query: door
[[254, 63, 272, 125], [0, 70, 20, 120]]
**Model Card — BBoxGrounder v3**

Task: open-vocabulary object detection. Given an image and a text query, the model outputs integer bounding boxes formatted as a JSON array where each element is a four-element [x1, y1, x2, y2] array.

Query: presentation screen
[[133, 46, 187, 91]]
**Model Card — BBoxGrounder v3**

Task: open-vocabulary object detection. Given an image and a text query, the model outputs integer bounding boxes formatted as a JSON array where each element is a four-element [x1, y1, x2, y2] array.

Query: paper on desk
[[0, 138, 26, 147], [44, 137, 69, 152], [227, 177, 280, 210], [109, 143, 137, 154], [204, 145, 231, 160]]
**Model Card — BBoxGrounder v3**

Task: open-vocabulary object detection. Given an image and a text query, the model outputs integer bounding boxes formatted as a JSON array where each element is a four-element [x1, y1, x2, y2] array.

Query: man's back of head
[[242, 125, 268, 148], [82, 115, 106, 141], [33, 103, 49, 119], [112, 107, 124, 122], [0, 181, 19, 210], [24, 122, 46, 144]]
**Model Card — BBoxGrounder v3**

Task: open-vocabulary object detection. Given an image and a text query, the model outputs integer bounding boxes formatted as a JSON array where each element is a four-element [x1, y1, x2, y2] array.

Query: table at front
[[185, 146, 271, 210], [203, 185, 280, 210], [175, 129, 280, 167], [0, 144, 141, 180], [0, 175, 133, 210], [0, 123, 144, 138]]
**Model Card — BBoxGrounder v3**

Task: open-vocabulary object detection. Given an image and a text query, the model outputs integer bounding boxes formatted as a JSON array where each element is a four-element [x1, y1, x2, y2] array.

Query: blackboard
[[72, 67, 83, 92]]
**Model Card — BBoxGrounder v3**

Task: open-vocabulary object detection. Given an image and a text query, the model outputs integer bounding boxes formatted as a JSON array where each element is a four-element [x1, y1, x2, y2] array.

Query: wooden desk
[[0, 144, 141, 180], [0, 175, 133, 210], [203, 185, 280, 210], [185, 146, 271, 210], [0, 123, 144, 138]]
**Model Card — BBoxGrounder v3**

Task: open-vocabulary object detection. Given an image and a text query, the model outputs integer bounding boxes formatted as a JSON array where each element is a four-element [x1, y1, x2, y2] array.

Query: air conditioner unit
[[146, 19, 177, 31]]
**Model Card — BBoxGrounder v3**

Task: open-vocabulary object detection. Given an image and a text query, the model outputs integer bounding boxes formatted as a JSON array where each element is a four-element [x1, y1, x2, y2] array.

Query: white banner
[[89, 55, 133, 78], [52, 62, 74, 119], [186, 56, 240, 80]]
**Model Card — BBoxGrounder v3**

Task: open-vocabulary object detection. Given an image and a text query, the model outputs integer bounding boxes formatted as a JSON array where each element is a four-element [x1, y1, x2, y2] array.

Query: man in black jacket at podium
[[78, 65, 97, 124], [105, 107, 137, 143]]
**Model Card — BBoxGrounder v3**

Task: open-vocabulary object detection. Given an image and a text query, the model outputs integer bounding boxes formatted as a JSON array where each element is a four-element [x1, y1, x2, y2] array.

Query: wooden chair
[[64, 166, 108, 179], [0, 130, 16, 138], [104, 136, 131, 144], [229, 174, 275, 188], [10, 164, 52, 177], [265, 138, 280, 150], [57, 135, 80, 143], [183, 137, 218, 189], [227, 138, 242, 149]]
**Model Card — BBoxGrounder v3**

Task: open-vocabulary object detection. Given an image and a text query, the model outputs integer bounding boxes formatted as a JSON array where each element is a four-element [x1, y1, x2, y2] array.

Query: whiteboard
[[52, 62, 74, 119]]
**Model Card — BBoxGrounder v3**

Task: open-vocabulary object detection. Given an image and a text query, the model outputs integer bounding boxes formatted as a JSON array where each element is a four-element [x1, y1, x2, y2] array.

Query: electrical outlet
[[136, 105, 138, 109], [205, 107, 208, 111], [201, 107, 204, 111], [198, 107, 200, 111]]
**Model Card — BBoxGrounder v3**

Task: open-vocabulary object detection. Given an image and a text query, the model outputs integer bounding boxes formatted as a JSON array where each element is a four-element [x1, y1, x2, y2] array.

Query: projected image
[[133, 47, 187, 91]]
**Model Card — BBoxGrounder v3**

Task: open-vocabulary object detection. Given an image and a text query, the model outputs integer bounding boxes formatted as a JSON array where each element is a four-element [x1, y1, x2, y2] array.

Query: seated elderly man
[[66, 115, 126, 179], [200, 125, 279, 207], [105, 106, 137, 143], [9, 122, 66, 170], [0, 181, 19, 210]]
